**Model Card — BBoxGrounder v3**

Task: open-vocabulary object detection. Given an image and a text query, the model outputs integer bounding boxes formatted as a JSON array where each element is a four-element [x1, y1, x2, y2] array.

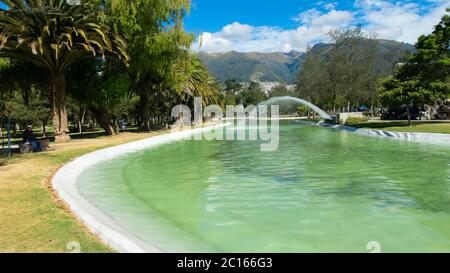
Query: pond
[[78, 121, 450, 252]]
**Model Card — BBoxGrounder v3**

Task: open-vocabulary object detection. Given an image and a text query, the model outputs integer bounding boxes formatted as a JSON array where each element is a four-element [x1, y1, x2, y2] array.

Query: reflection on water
[[78, 121, 450, 252]]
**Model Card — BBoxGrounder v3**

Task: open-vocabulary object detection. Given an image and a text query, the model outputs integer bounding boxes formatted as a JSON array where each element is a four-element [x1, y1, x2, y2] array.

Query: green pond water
[[78, 122, 450, 252]]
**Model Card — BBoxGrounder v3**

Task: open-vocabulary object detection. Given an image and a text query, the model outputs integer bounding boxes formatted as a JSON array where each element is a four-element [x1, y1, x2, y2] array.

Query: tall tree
[[270, 85, 292, 98], [238, 82, 267, 106], [0, 0, 129, 142], [224, 79, 243, 95], [296, 46, 328, 109], [174, 55, 222, 106], [109, 0, 193, 131], [297, 28, 383, 113], [66, 57, 130, 135], [379, 9, 449, 124], [0, 59, 51, 135], [328, 28, 378, 113], [379, 76, 434, 125]]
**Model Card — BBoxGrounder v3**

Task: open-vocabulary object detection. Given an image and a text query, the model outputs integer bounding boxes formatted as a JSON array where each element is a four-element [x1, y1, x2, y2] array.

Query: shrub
[[297, 105, 309, 117], [345, 116, 369, 125]]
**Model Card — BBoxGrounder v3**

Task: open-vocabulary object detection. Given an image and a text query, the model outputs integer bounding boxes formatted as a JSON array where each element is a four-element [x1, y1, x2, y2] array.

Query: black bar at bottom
[[0, 253, 445, 272]]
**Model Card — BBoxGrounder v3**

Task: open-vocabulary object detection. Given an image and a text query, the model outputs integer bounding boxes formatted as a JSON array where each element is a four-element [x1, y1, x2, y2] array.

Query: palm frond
[[0, 0, 129, 72]]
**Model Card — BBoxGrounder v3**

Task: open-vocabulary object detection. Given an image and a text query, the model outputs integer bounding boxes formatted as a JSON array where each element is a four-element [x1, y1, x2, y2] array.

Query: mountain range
[[197, 39, 415, 84]]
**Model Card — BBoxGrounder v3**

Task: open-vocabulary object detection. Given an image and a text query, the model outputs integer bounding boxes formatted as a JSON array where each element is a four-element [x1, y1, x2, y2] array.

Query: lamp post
[[7, 117, 11, 157]]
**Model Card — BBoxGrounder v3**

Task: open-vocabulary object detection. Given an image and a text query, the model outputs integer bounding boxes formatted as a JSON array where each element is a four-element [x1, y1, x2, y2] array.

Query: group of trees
[[1, 1, 447, 142], [221, 79, 267, 106], [0, 59, 50, 136], [0, 0, 222, 142], [379, 9, 450, 125], [297, 28, 394, 115], [297, 10, 449, 122]]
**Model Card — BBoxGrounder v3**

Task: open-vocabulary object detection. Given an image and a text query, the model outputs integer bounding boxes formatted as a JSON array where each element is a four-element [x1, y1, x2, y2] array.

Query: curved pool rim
[[52, 124, 228, 253], [52, 121, 450, 253]]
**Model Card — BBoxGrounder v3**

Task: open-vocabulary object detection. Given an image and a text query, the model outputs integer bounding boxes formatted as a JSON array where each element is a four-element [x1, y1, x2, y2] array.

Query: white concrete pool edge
[[52, 124, 228, 253], [52, 120, 449, 253], [339, 125, 450, 145], [294, 120, 450, 145]]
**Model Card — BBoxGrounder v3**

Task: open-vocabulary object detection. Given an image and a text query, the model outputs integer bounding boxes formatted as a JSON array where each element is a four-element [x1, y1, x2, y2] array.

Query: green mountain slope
[[197, 50, 303, 83], [197, 39, 415, 83]]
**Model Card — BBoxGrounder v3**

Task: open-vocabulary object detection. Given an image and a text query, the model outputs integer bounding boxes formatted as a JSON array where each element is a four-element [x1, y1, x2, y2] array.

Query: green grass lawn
[[351, 121, 450, 134], [0, 130, 167, 253]]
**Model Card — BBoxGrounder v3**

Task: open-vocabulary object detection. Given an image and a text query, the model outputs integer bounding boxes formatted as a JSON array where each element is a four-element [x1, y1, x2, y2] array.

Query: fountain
[[255, 96, 333, 120]]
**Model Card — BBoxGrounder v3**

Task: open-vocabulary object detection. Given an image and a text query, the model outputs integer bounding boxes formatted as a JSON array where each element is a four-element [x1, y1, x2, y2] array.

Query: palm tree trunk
[[78, 109, 85, 135], [49, 72, 71, 143], [91, 107, 118, 136], [139, 88, 150, 132]]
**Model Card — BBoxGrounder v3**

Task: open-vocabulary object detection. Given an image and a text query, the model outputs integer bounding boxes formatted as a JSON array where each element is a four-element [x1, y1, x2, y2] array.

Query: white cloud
[[356, 0, 449, 43], [219, 22, 254, 39], [194, 0, 450, 53], [324, 2, 339, 11], [195, 8, 354, 53], [294, 8, 353, 27]]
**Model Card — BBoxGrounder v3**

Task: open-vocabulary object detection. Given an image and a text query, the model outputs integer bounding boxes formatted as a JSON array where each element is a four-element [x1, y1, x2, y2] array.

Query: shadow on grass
[[0, 127, 156, 163], [1, 127, 144, 145], [0, 147, 19, 156], [0, 156, 9, 166], [69, 127, 145, 140]]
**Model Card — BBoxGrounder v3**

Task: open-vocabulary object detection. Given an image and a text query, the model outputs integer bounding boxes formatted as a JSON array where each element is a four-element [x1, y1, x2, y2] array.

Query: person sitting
[[22, 126, 41, 152]]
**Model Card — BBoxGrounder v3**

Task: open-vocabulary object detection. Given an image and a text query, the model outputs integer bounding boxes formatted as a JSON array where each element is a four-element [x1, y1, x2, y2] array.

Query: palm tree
[[0, 0, 129, 142], [179, 55, 222, 106]]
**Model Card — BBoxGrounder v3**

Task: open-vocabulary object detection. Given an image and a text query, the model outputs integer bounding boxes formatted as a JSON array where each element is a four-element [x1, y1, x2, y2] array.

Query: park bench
[[20, 137, 51, 153]]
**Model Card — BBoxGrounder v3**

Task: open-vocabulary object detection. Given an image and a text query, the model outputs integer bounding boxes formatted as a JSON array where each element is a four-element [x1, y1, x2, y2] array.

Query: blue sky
[[185, 0, 366, 33], [2, 1, 448, 52], [185, 0, 450, 52], [185, 0, 332, 33]]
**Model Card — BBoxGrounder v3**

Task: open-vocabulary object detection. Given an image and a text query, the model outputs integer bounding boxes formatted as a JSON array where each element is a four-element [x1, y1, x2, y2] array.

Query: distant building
[[239, 81, 297, 95]]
